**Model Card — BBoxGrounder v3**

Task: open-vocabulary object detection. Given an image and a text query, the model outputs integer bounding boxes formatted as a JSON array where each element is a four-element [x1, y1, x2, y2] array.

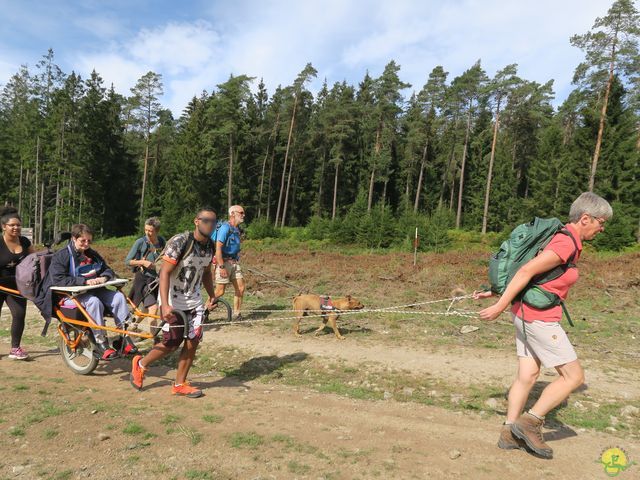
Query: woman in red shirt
[[475, 192, 612, 459]]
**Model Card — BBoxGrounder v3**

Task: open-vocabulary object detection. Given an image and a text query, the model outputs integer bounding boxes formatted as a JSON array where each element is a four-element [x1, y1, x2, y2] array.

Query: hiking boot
[[130, 355, 146, 391], [8, 347, 29, 360], [497, 424, 526, 450], [511, 412, 553, 459], [172, 381, 203, 398]]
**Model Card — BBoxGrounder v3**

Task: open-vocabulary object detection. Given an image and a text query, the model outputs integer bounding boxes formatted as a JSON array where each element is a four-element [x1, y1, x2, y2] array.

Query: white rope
[[140, 294, 479, 331]]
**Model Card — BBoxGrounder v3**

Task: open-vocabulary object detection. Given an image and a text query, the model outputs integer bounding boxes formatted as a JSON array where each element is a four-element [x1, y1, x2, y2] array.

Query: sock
[[528, 409, 545, 421], [504, 421, 513, 425]]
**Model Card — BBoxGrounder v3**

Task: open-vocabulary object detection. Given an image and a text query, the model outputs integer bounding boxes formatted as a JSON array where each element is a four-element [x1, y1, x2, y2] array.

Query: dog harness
[[319, 295, 336, 311]]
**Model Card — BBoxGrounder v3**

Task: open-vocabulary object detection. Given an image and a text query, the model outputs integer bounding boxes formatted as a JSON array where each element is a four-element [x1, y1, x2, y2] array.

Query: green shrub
[[245, 217, 281, 240]]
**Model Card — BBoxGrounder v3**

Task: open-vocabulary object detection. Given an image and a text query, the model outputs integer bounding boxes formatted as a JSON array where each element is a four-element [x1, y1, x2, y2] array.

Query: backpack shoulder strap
[[177, 232, 195, 265], [557, 228, 579, 266]]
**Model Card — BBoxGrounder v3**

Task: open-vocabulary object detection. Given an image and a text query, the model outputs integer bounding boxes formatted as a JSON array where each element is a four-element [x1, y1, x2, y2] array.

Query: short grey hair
[[229, 205, 244, 216], [144, 216, 161, 230], [569, 192, 613, 222]]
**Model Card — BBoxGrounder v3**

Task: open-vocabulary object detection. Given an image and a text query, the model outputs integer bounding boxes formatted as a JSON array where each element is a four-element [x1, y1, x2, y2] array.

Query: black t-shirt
[[0, 235, 32, 278]]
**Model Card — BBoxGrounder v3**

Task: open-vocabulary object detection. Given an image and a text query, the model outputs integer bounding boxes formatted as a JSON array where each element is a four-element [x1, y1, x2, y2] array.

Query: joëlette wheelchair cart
[[0, 241, 232, 375]]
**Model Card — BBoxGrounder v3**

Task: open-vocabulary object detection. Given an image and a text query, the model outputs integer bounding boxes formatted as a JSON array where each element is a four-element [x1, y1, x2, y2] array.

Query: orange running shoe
[[130, 355, 147, 391], [172, 381, 203, 398]]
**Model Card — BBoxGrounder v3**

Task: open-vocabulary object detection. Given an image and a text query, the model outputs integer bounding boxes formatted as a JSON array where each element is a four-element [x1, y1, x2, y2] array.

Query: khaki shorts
[[513, 314, 577, 368], [215, 260, 243, 284]]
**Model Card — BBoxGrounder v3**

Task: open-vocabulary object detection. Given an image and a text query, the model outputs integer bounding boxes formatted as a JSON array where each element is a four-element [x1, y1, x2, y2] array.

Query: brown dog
[[292, 294, 364, 340]]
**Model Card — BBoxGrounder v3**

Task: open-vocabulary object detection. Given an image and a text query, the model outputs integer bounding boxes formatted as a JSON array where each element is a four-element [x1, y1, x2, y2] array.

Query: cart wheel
[[58, 325, 99, 375], [205, 297, 232, 323]]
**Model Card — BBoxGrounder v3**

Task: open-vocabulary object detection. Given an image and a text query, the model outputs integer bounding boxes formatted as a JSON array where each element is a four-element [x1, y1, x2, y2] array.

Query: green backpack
[[488, 217, 578, 326]]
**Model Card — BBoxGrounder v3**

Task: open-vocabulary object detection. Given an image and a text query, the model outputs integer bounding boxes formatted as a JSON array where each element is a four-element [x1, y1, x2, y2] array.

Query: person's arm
[[203, 263, 216, 306], [159, 259, 177, 321], [215, 225, 228, 277], [479, 249, 564, 321]]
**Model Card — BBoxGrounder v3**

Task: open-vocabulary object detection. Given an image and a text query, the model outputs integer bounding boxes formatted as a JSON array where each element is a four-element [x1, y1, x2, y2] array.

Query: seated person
[[37, 223, 136, 359]]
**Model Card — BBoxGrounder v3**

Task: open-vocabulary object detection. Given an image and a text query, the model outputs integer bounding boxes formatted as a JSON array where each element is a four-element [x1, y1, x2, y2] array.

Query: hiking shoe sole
[[510, 424, 553, 459]]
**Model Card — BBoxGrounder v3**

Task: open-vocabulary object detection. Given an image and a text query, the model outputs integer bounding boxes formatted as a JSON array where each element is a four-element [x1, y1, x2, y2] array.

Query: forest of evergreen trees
[[1, 0, 638, 250]]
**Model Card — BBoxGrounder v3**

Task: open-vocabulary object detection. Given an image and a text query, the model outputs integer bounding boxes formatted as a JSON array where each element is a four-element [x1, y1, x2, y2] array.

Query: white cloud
[[128, 20, 220, 75], [75, 52, 146, 92]]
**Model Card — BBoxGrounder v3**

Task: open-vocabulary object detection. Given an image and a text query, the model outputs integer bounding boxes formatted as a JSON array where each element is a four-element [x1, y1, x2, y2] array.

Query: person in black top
[[0, 207, 34, 360]]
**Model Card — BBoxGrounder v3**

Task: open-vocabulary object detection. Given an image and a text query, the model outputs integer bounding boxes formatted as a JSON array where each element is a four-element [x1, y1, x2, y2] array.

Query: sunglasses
[[198, 217, 217, 225]]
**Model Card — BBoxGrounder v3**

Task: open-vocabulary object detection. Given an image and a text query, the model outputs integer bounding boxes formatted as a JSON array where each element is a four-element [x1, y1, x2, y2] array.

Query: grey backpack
[[15, 250, 54, 302]]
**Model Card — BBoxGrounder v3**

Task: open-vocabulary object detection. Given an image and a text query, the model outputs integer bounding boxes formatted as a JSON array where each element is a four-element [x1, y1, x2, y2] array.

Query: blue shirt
[[214, 222, 241, 259]]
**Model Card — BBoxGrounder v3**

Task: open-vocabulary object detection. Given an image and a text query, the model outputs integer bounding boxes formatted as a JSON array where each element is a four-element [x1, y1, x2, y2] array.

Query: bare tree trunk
[[437, 115, 458, 209], [482, 98, 502, 234], [381, 178, 388, 211], [438, 137, 457, 208], [281, 154, 295, 228], [367, 123, 382, 212], [18, 161, 23, 215], [332, 162, 340, 220], [54, 169, 60, 236], [258, 113, 279, 218], [227, 134, 234, 209], [589, 42, 616, 192], [140, 141, 149, 225], [456, 109, 472, 228], [317, 149, 326, 216], [413, 151, 427, 213], [266, 147, 276, 222], [38, 180, 44, 244], [275, 94, 298, 227], [34, 136, 40, 243], [449, 173, 455, 211]]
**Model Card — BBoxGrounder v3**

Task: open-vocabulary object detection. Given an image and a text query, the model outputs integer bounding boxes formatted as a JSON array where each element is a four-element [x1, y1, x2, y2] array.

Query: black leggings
[[0, 291, 27, 349]]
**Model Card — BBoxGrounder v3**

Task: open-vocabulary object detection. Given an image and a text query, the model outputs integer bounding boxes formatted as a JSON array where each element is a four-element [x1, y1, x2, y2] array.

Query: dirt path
[[1, 332, 638, 480], [206, 325, 640, 401]]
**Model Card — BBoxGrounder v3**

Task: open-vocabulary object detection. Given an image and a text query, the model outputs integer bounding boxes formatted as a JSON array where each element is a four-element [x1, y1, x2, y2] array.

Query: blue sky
[[0, 0, 613, 115]]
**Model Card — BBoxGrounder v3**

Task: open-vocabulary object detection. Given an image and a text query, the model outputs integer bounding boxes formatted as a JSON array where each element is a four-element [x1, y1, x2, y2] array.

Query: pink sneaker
[[8, 347, 29, 360]]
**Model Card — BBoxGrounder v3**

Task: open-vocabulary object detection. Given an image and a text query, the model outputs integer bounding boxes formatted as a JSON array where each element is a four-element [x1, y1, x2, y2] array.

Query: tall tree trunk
[[54, 169, 60, 236], [456, 108, 472, 228], [482, 97, 502, 234], [227, 134, 234, 209], [78, 190, 83, 223], [281, 154, 295, 228], [414, 136, 430, 212], [140, 141, 149, 225], [381, 177, 388, 211], [437, 116, 458, 209], [317, 149, 326, 216], [18, 160, 23, 216], [275, 94, 298, 227], [367, 123, 382, 212], [38, 180, 44, 244], [34, 136, 40, 243], [258, 113, 279, 218], [438, 133, 458, 208], [332, 161, 340, 220], [266, 147, 276, 222], [589, 40, 617, 192]]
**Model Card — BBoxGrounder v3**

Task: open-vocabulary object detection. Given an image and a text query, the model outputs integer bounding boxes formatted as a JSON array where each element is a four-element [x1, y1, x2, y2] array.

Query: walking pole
[[413, 227, 419, 266]]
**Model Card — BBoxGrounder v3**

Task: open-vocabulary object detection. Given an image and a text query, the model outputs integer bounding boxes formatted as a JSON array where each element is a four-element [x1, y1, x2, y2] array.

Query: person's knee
[[517, 368, 540, 386], [85, 296, 104, 314], [571, 365, 585, 388]]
